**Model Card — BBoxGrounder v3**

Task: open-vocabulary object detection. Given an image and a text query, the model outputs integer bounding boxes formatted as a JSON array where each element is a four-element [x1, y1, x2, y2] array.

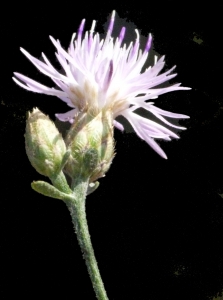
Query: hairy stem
[[66, 179, 109, 300]]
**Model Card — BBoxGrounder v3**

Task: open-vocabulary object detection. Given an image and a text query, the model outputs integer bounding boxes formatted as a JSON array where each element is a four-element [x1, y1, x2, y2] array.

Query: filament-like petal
[[13, 11, 190, 159]]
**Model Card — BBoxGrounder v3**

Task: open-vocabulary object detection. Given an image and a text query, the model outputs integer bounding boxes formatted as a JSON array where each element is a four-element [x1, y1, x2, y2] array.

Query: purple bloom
[[13, 11, 190, 159]]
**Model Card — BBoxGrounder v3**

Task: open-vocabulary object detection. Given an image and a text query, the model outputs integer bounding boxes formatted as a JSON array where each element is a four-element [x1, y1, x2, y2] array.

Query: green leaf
[[31, 180, 74, 202], [87, 181, 100, 195]]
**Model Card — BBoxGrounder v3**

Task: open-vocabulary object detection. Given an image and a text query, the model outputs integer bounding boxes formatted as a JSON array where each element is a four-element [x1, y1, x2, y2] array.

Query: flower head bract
[[13, 10, 190, 159]]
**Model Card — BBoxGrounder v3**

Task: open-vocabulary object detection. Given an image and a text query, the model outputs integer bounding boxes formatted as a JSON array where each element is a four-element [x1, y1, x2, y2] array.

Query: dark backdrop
[[1, 2, 223, 300]]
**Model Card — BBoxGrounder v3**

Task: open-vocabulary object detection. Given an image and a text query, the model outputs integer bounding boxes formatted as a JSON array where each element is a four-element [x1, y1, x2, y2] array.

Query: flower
[[13, 10, 190, 159], [25, 108, 66, 178], [63, 108, 115, 182]]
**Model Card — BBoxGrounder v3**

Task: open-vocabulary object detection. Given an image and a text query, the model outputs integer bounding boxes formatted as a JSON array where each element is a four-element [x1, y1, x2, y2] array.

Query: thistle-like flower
[[13, 10, 190, 159], [25, 108, 66, 178]]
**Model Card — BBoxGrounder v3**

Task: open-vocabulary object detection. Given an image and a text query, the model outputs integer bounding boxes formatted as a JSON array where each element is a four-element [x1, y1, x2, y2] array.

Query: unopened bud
[[25, 108, 66, 178], [64, 108, 115, 182]]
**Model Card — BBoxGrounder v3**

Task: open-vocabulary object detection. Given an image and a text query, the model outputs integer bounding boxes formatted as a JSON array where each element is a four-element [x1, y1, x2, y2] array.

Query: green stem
[[50, 171, 72, 194], [66, 179, 109, 300]]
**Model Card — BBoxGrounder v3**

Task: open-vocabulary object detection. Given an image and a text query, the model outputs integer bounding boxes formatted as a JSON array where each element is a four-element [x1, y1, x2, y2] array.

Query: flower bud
[[25, 108, 66, 178], [64, 108, 115, 182]]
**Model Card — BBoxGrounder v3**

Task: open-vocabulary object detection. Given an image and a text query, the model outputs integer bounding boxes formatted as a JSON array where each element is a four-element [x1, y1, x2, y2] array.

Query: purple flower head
[[13, 10, 190, 159]]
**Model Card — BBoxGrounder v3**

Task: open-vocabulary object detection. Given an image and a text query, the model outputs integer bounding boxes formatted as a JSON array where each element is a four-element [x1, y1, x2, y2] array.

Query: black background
[[1, 2, 223, 300]]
